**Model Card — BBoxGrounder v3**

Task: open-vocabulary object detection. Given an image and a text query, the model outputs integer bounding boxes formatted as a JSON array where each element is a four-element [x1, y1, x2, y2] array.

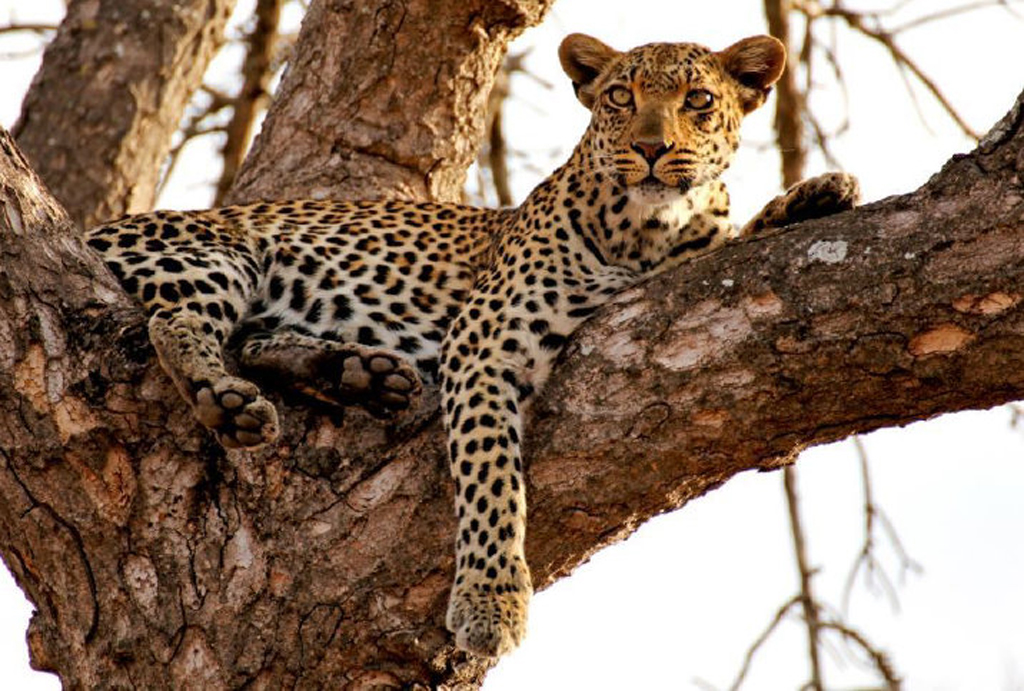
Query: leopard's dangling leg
[[438, 287, 544, 657], [440, 358, 532, 658]]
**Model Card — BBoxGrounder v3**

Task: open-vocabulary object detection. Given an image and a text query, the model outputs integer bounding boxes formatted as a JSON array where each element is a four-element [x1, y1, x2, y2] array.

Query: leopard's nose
[[631, 139, 673, 166]]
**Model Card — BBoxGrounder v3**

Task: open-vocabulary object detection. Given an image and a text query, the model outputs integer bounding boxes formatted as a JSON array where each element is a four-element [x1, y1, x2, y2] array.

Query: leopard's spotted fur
[[86, 33, 859, 657]]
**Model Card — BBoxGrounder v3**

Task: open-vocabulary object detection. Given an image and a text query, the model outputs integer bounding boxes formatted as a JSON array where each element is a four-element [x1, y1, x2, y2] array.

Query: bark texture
[[13, 0, 236, 229], [226, 0, 553, 205], [3, 0, 1024, 685], [1, 91, 1022, 687]]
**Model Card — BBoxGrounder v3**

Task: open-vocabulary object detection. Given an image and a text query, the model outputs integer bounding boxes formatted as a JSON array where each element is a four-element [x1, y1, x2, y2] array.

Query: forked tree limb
[[226, 0, 556, 205], [1, 88, 1021, 687], [2, 1, 1023, 683]]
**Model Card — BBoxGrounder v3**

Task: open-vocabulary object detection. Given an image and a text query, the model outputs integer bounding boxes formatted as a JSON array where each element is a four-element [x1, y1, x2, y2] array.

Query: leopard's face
[[560, 34, 786, 208], [590, 44, 745, 203]]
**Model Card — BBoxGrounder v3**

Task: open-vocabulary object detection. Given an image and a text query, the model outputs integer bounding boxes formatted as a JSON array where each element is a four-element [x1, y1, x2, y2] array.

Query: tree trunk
[[13, 0, 236, 229], [227, 0, 552, 204], [2, 0, 1023, 687]]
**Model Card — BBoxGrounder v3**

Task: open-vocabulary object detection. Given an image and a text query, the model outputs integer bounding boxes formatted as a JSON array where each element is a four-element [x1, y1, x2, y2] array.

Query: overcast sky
[[1, 1, 1022, 689]]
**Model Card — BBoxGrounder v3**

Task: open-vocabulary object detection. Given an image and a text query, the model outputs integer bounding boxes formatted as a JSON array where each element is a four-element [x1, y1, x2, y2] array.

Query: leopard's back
[[87, 198, 504, 380]]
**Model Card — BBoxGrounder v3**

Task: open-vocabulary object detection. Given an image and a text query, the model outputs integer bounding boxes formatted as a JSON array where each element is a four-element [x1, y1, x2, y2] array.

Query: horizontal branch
[[526, 89, 1024, 579], [1, 84, 1023, 687]]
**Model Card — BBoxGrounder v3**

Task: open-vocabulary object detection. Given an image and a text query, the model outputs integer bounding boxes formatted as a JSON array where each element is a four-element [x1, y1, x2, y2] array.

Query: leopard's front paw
[[743, 172, 860, 235], [446, 576, 532, 658], [194, 376, 279, 448], [783, 171, 860, 222]]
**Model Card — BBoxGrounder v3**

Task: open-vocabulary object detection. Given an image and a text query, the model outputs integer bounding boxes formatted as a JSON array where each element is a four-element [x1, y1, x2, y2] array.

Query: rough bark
[[13, 0, 236, 229], [3, 0, 1024, 684], [2, 89, 1022, 687], [226, 0, 553, 205]]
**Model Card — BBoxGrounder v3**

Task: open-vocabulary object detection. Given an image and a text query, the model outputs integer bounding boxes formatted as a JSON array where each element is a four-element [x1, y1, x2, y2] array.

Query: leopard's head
[[560, 34, 785, 206]]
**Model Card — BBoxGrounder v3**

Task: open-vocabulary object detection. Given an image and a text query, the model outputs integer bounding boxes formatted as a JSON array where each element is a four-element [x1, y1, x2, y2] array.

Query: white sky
[[1, 1, 1022, 689]]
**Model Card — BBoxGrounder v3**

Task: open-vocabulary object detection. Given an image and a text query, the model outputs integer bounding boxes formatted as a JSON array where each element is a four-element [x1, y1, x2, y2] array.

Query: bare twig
[[816, 4, 980, 139], [726, 595, 802, 691], [820, 620, 902, 689], [0, 23, 56, 35], [214, 0, 282, 205], [783, 466, 825, 691], [156, 88, 235, 198], [891, 0, 1022, 34], [806, 111, 843, 170], [842, 437, 923, 615]]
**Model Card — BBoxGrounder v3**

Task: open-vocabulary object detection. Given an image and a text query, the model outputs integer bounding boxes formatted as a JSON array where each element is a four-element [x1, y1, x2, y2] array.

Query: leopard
[[86, 33, 859, 659]]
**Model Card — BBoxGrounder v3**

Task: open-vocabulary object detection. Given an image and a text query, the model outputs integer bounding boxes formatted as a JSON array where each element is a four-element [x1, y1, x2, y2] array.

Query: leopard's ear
[[718, 35, 786, 113], [558, 33, 621, 109]]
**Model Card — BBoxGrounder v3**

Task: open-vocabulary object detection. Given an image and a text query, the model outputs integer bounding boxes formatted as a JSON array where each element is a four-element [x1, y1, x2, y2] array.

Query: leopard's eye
[[606, 86, 634, 109], [684, 89, 714, 110]]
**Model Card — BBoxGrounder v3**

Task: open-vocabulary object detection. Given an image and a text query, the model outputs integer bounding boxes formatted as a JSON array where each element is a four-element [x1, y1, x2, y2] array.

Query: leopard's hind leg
[[87, 214, 281, 449], [236, 330, 422, 417]]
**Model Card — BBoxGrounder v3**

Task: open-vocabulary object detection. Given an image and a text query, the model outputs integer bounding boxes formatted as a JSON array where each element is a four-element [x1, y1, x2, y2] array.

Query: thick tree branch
[[227, 0, 555, 204], [13, 0, 236, 228], [523, 90, 1024, 585], [1, 36, 1023, 691]]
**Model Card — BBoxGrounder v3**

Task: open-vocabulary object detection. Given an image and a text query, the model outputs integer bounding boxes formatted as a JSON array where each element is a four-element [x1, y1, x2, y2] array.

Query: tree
[[2, 0, 1023, 687]]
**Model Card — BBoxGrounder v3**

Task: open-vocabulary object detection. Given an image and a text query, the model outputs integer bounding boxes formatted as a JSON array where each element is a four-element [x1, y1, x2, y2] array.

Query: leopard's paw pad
[[194, 376, 279, 448]]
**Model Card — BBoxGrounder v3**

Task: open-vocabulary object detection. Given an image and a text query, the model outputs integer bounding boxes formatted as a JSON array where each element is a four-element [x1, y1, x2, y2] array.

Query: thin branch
[[0, 23, 56, 35], [784, 466, 825, 691], [890, 0, 1023, 34], [726, 595, 802, 691], [156, 88, 235, 198], [765, 0, 807, 187], [820, 620, 902, 689], [798, 14, 848, 171], [841, 437, 923, 615], [485, 61, 513, 207], [818, 4, 980, 140], [473, 50, 553, 207], [158, 126, 227, 196]]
